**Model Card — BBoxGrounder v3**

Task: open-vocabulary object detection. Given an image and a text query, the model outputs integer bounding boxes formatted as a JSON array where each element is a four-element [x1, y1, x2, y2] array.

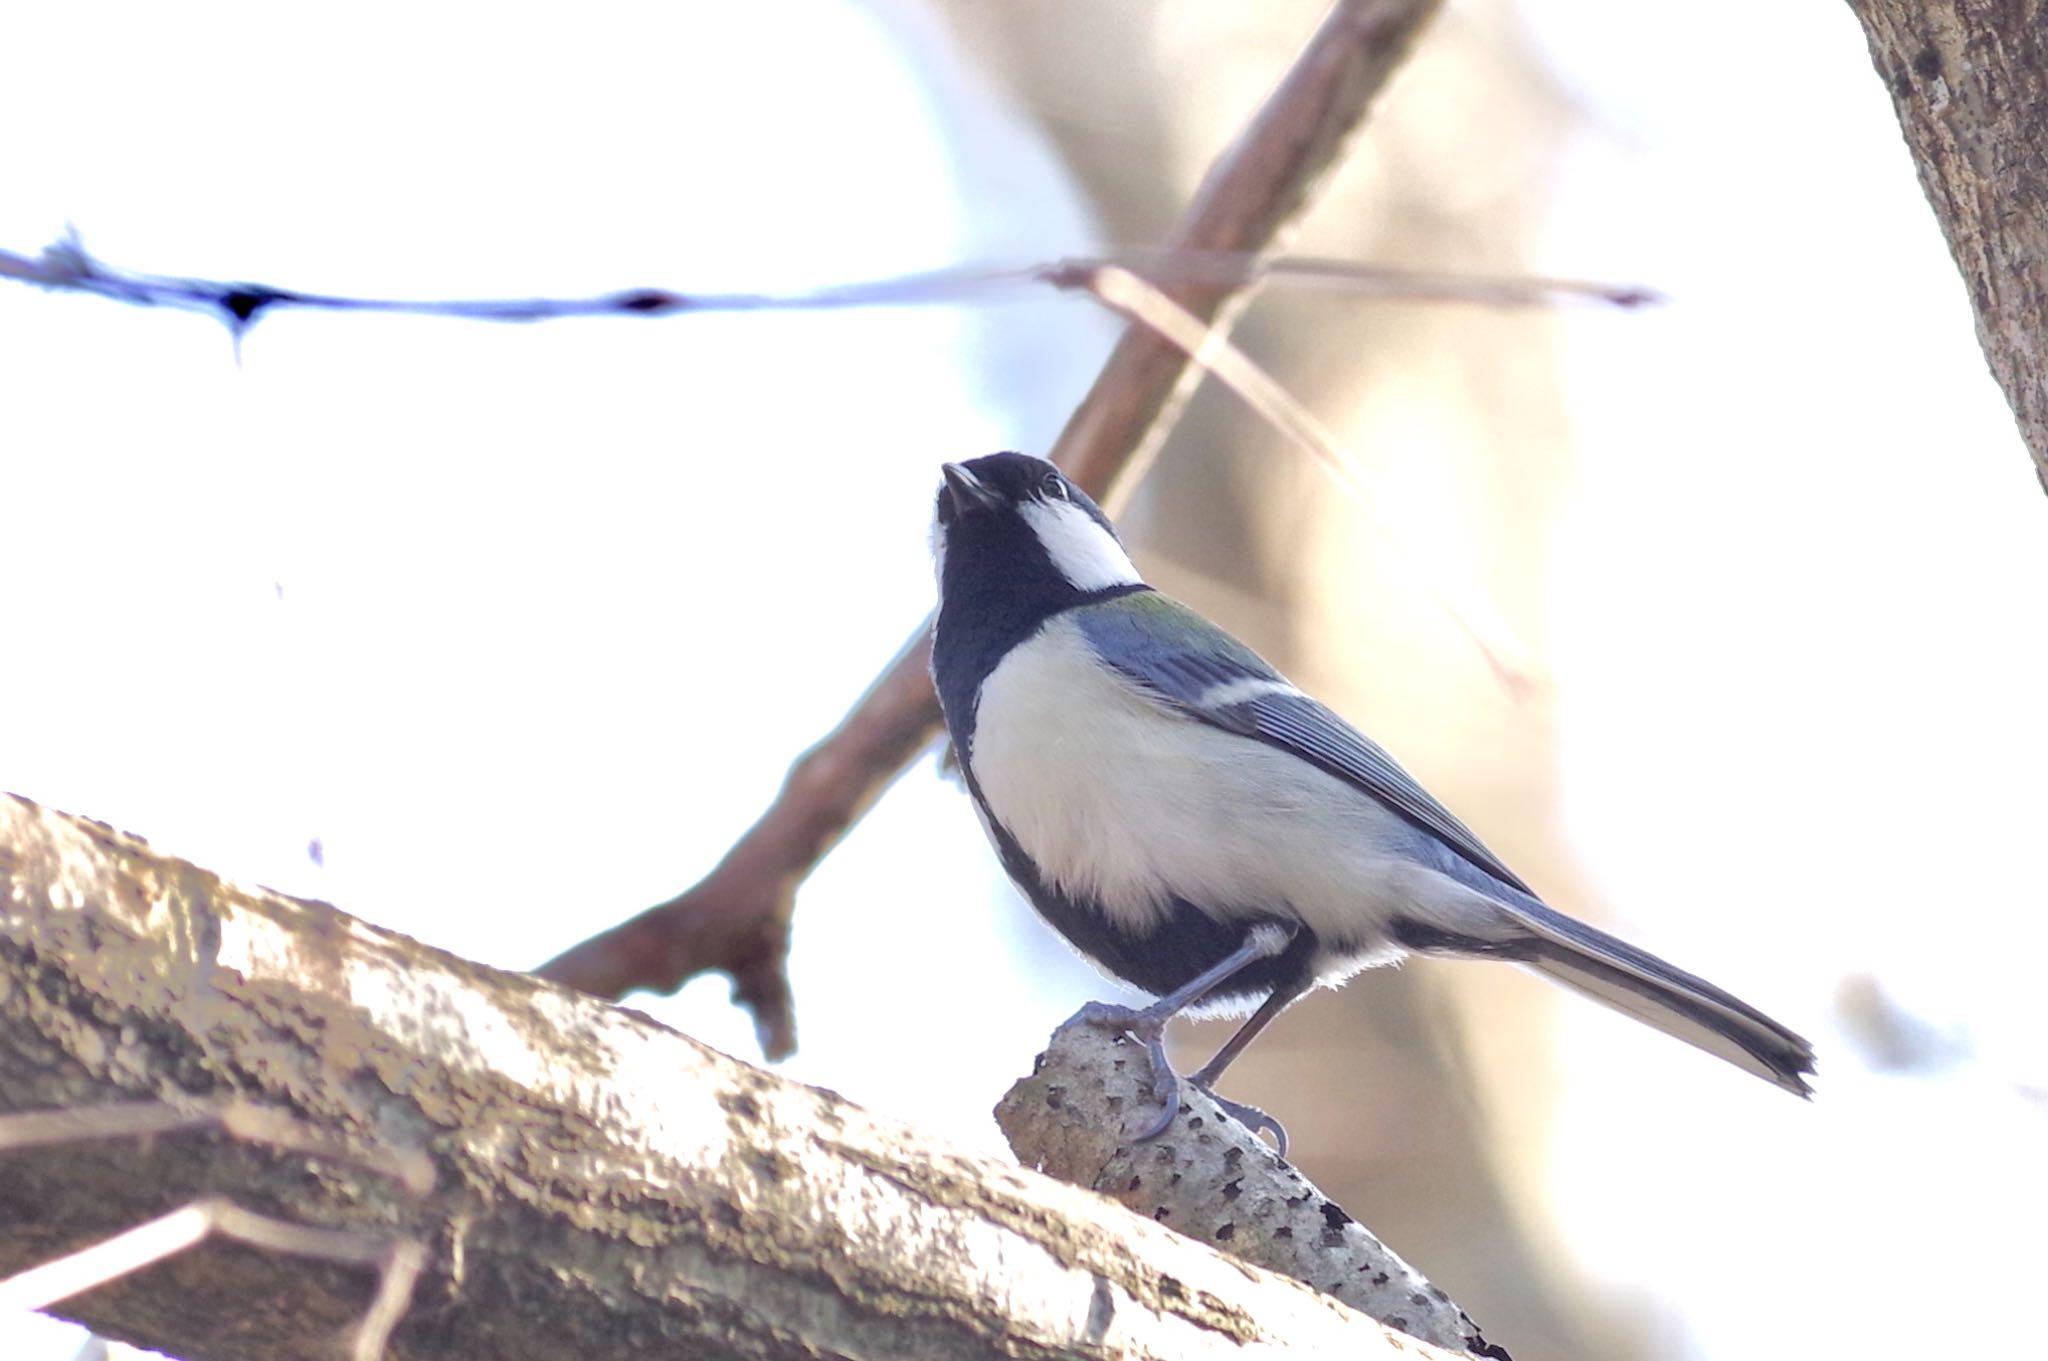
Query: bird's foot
[[1199, 1088, 1289, 1159], [1071, 1001, 1289, 1157], [1071, 999, 1180, 1137]]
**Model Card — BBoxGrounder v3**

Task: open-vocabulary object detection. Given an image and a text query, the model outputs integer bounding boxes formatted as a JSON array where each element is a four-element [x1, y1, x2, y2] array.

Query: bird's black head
[[933, 452, 1137, 598], [933, 451, 1113, 533], [930, 453, 1148, 735]]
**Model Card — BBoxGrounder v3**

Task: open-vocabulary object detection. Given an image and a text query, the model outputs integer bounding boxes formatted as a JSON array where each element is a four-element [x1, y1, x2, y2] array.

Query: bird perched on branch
[[930, 451, 1814, 1153]]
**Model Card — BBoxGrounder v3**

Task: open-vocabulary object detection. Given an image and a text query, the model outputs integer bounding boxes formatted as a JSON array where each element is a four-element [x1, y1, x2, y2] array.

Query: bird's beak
[[941, 462, 1000, 515]]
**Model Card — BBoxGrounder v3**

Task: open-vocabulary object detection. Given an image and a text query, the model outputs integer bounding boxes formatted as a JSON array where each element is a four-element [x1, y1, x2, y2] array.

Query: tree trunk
[[1846, 0, 2048, 488]]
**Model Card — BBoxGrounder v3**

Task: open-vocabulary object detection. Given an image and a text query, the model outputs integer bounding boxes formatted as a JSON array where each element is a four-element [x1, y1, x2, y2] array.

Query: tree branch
[[997, 1015, 1504, 1358], [536, 0, 1446, 1057], [0, 791, 1487, 1361], [1844, 0, 2048, 489]]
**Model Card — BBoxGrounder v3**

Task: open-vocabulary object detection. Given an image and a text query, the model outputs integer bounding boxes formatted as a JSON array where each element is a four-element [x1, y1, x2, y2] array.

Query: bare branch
[[0, 790, 1484, 1361], [536, 0, 1447, 1051], [1844, 2, 2048, 489]]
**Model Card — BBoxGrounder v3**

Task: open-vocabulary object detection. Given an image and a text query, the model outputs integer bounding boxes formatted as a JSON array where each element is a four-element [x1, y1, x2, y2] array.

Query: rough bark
[[1846, 0, 2048, 489], [0, 793, 1482, 1361]]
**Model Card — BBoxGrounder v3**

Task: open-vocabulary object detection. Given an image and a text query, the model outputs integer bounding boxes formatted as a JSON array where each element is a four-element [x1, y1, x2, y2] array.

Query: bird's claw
[[1072, 1001, 1289, 1156], [1203, 1090, 1289, 1158], [1130, 1073, 1289, 1157], [1130, 1077, 1184, 1143]]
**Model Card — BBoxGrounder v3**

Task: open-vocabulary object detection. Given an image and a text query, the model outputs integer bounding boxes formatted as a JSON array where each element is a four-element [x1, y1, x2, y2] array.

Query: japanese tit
[[930, 452, 1813, 1151]]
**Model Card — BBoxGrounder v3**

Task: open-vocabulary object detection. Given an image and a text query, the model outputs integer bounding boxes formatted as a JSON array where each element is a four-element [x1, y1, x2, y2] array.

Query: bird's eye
[[1040, 471, 1068, 501]]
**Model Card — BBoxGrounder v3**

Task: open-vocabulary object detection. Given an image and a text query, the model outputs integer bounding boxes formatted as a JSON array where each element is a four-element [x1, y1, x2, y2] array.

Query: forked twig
[[0, 1101, 430, 1361], [0, 1202, 424, 1361]]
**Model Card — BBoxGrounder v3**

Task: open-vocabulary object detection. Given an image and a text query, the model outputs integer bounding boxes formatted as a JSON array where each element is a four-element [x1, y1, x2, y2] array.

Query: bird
[[929, 451, 1814, 1153]]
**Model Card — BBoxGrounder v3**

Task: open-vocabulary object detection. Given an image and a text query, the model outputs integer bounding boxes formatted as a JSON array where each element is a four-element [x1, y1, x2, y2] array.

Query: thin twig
[[0, 1097, 432, 1359], [0, 1195, 419, 1361], [1086, 265, 1536, 693], [0, 1198, 400, 1309], [0, 1103, 208, 1150], [0, 1100, 435, 1195], [536, 0, 1448, 1051], [219, 1098, 436, 1196], [0, 1204, 218, 1312], [355, 1240, 429, 1361]]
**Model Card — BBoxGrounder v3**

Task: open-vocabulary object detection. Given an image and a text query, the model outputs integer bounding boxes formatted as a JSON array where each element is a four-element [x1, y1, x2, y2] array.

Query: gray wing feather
[[1075, 593, 1533, 896], [1239, 689, 1534, 895]]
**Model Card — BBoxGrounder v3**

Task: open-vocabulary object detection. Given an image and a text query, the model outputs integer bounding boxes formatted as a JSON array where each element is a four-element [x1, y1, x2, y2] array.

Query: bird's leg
[[1178, 977, 1312, 1157], [1073, 923, 1296, 1148]]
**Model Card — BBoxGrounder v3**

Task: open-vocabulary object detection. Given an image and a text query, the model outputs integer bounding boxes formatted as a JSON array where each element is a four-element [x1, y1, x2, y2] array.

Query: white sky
[[3, 3, 2045, 1360]]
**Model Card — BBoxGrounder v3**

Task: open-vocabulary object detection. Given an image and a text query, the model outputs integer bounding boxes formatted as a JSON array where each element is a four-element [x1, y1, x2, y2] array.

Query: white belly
[[967, 616, 1435, 957]]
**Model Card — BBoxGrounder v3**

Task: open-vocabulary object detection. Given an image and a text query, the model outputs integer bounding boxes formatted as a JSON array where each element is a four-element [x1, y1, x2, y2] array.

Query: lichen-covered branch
[[0, 792, 1480, 1361], [997, 1017, 1504, 1357], [536, 0, 1445, 1056], [1845, 0, 2048, 489]]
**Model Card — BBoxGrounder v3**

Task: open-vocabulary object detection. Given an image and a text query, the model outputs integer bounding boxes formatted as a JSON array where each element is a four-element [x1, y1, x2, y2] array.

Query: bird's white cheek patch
[[1018, 499, 1142, 593]]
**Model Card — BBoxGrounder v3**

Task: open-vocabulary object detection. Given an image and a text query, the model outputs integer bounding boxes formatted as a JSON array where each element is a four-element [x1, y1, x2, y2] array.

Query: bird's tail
[[1508, 899, 1815, 1096]]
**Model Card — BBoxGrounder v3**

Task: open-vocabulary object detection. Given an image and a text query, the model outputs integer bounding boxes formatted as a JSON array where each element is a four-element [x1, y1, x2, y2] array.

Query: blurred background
[[3, 3, 2044, 1359]]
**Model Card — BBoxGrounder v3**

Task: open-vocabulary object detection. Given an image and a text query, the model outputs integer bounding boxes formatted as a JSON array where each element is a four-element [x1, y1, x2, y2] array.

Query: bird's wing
[[1073, 591, 1534, 896]]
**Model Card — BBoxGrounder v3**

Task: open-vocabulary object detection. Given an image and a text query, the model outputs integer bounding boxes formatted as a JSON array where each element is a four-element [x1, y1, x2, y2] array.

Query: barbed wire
[[0, 231, 1655, 343]]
